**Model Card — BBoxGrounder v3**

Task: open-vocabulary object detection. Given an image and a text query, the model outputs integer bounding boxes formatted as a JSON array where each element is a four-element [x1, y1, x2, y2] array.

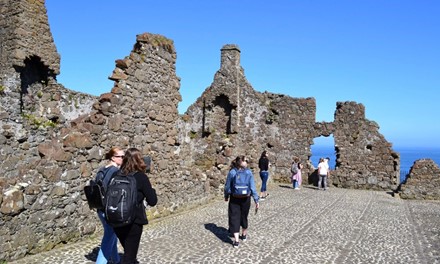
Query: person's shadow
[[85, 246, 123, 262], [308, 169, 319, 187], [204, 223, 231, 244], [84, 246, 100, 261]]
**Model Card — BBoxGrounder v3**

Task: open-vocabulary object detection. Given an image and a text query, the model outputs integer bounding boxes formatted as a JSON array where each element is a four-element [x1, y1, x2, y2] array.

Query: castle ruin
[[0, 0, 438, 261]]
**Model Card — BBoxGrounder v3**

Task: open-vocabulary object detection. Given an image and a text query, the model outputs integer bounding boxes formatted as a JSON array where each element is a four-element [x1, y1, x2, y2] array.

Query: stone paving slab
[[9, 185, 440, 264]]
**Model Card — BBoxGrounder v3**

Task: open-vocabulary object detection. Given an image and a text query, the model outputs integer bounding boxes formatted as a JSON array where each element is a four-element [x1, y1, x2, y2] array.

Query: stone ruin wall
[[181, 45, 401, 191], [399, 159, 440, 199], [180, 45, 317, 184], [0, 0, 206, 260], [0, 0, 95, 142], [0, 18, 207, 260], [1, 0, 437, 261], [0, 0, 60, 76], [332, 102, 400, 190]]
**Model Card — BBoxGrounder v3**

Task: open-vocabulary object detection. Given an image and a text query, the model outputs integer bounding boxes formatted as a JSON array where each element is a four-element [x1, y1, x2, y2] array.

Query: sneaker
[[233, 241, 239, 248], [240, 234, 247, 241], [260, 196, 266, 201]]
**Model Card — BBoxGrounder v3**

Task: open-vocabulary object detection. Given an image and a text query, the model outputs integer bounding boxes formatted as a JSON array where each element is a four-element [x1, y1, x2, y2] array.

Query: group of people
[[291, 156, 331, 190], [93, 148, 330, 257], [95, 147, 157, 264]]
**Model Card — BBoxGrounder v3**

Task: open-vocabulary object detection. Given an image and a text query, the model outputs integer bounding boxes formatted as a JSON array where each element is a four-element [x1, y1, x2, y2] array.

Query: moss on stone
[[136, 33, 175, 53], [22, 113, 57, 129]]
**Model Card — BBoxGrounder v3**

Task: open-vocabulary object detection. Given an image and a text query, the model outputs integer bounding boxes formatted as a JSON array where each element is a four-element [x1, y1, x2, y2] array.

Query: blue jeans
[[259, 171, 269, 192], [293, 180, 299, 189], [318, 175, 328, 190], [96, 210, 120, 264]]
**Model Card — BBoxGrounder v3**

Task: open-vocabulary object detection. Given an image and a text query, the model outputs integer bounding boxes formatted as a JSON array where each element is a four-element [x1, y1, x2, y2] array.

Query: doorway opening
[[310, 135, 336, 169]]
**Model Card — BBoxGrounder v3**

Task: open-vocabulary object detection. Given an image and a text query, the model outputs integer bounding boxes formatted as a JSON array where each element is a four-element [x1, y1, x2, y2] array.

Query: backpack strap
[[100, 166, 118, 189], [230, 168, 238, 188]]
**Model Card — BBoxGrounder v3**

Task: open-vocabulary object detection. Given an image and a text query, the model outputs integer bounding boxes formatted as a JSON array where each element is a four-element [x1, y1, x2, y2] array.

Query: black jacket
[[258, 157, 269, 171], [132, 171, 157, 225]]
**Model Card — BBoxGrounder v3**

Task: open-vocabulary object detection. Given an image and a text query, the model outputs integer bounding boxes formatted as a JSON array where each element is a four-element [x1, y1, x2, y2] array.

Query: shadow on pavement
[[204, 223, 231, 244], [84, 246, 99, 262]]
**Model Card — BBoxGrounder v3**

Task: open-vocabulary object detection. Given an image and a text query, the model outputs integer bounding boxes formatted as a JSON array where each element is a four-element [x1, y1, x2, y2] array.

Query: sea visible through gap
[[309, 145, 440, 173]]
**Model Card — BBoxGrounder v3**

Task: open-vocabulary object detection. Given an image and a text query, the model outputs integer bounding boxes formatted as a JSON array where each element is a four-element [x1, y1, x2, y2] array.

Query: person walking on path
[[95, 147, 124, 264], [113, 148, 158, 264], [292, 161, 303, 190], [258, 151, 270, 199], [317, 157, 330, 190], [224, 156, 260, 248]]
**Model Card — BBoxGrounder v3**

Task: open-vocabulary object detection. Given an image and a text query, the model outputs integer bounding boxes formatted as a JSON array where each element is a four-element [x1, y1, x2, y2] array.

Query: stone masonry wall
[[0, 29, 212, 260], [0, 0, 60, 77], [180, 45, 317, 187], [1, 0, 431, 262], [399, 159, 440, 199], [331, 102, 400, 190]]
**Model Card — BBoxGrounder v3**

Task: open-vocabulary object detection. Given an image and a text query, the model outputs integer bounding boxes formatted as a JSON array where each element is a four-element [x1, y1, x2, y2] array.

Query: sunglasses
[[114, 155, 124, 158]]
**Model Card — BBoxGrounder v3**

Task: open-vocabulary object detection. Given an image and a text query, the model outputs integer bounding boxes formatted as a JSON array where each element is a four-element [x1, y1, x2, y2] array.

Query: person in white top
[[317, 157, 330, 190]]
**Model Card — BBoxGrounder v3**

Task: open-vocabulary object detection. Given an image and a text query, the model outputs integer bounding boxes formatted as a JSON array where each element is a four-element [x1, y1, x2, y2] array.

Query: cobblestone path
[[9, 185, 440, 264]]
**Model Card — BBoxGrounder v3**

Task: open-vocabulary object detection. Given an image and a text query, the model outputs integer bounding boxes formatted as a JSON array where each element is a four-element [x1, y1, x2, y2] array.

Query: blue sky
[[45, 0, 439, 149]]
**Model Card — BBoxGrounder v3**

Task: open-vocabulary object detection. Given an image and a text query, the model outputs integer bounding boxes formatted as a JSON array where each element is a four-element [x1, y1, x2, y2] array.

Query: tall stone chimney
[[220, 44, 241, 69]]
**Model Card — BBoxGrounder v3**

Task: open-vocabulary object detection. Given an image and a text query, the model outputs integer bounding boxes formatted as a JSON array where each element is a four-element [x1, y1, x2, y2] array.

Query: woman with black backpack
[[112, 147, 157, 264]]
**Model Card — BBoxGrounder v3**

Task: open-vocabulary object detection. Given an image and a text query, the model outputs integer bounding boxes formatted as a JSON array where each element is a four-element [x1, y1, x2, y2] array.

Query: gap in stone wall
[[310, 135, 336, 169]]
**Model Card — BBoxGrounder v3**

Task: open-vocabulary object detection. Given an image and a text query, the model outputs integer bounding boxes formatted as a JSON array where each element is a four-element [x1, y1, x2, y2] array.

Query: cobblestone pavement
[[9, 185, 440, 264]]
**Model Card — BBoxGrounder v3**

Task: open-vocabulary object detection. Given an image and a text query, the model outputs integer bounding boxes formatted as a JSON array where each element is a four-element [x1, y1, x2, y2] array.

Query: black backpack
[[104, 171, 138, 227], [84, 167, 113, 210]]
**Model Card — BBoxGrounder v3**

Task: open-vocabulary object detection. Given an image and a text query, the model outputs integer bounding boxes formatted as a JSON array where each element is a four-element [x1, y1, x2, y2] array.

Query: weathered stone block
[[63, 132, 94, 149], [0, 186, 24, 215]]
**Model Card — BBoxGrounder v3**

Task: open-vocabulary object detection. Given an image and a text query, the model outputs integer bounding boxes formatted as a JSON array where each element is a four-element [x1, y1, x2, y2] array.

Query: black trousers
[[228, 196, 251, 233], [114, 223, 143, 264]]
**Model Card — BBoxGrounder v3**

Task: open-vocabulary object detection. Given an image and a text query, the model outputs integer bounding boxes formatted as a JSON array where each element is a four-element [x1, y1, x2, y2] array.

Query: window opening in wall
[[310, 135, 336, 170], [202, 94, 234, 138], [14, 56, 53, 113]]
